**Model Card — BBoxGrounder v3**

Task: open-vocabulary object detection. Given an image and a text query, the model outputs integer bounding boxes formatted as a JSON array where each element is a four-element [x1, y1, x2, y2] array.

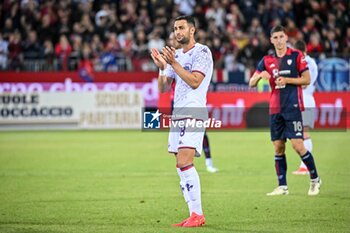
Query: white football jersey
[[303, 55, 318, 108], [165, 43, 213, 119]]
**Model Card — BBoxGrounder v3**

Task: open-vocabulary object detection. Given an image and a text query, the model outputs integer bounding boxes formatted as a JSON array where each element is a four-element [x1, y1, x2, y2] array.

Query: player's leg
[[293, 126, 311, 173], [267, 114, 289, 196], [266, 139, 289, 196], [174, 148, 205, 227], [286, 116, 321, 195], [168, 126, 192, 221], [173, 121, 205, 227], [293, 107, 314, 175], [303, 127, 313, 158], [203, 132, 218, 173]]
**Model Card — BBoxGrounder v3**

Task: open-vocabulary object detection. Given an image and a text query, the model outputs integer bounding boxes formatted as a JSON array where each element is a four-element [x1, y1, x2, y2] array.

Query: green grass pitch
[[0, 130, 349, 233]]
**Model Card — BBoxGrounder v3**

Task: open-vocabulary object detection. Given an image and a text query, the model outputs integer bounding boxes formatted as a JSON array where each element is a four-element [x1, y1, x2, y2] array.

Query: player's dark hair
[[294, 40, 306, 53], [175, 15, 196, 28], [270, 25, 285, 36]]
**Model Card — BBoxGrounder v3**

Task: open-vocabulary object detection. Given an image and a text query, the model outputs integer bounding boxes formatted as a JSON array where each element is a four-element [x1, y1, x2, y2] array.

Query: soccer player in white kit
[[150, 15, 213, 227], [293, 40, 319, 175]]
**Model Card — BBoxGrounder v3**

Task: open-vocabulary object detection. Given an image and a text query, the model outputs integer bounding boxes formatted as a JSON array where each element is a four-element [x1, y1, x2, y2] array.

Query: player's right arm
[[249, 71, 271, 87], [249, 58, 271, 87], [150, 48, 173, 93]]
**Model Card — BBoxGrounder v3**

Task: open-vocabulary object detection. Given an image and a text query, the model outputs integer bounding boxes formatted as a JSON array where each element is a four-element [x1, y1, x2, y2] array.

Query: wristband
[[159, 69, 165, 76]]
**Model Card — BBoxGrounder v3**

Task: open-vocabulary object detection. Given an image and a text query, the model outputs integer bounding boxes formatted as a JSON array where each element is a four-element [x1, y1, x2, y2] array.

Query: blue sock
[[301, 151, 318, 180], [275, 155, 287, 186]]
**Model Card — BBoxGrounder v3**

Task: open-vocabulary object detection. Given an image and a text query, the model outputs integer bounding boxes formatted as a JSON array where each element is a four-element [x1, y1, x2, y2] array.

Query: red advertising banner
[[158, 92, 350, 129]]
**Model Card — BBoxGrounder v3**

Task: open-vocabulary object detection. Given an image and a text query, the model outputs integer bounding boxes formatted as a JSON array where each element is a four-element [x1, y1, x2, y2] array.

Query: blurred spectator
[[211, 36, 225, 68], [205, 0, 226, 31], [57, 15, 71, 37], [42, 39, 54, 70], [285, 18, 303, 45], [100, 32, 119, 71], [8, 30, 23, 70], [38, 14, 56, 44], [226, 3, 245, 33], [2, 18, 14, 40], [119, 30, 134, 57], [55, 34, 72, 71], [302, 17, 318, 42], [23, 30, 42, 60], [94, 9, 110, 42], [133, 30, 148, 57], [90, 34, 103, 59], [323, 30, 339, 57], [343, 27, 350, 58], [147, 30, 165, 52], [174, 0, 196, 15], [0, 0, 348, 71], [0, 33, 9, 70], [237, 37, 266, 69], [307, 32, 324, 58], [247, 17, 263, 38], [78, 42, 94, 82]]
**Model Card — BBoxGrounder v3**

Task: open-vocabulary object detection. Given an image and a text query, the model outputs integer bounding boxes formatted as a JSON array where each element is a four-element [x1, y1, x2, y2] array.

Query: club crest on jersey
[[287, 59, 292, 65], [184, 63, 192, 71]]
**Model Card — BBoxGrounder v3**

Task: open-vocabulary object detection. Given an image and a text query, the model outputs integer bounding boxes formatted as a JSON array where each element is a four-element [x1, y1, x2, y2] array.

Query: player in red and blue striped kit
[[249, 25, 322, 196]]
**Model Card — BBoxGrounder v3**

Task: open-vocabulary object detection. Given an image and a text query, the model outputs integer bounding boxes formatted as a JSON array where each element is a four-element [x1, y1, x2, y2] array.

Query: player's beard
[[176, 33, 190, 45], [177, 37, 190, 45]]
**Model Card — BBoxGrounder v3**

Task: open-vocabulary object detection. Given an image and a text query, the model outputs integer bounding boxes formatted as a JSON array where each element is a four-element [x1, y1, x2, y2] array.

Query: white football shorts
[[302, 107, 315, 128], [167, 119, 205, 157]]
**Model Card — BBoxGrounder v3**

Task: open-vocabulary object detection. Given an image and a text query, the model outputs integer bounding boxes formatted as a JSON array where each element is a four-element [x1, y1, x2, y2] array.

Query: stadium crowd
[[0, 0, 349, 72]]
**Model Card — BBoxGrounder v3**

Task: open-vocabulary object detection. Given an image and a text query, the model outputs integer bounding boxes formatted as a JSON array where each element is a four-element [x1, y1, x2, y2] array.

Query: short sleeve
[[191, 46, 213, 77], [256, 58, 265, 73], [308, 58, 318, 85], [297, 51, 309, 75]]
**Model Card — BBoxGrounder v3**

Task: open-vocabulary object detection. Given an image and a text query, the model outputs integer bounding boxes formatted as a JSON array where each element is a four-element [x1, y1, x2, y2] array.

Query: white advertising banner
[[0, 91, 143, 130]]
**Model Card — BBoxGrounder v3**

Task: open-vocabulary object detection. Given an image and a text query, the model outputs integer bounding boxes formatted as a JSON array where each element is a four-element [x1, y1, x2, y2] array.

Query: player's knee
[[176, 156, 193, 168], [176, 161, 193, 169], [292, 142, 306, 155], [274, 144, 285, 154]]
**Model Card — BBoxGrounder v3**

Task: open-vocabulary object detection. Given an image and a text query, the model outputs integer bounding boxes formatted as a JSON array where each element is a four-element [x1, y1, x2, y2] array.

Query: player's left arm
[[162, 46, 208, 89]]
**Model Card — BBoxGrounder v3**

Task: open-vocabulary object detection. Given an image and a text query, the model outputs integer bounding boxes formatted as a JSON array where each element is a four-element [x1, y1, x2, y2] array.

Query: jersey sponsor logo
[[279, 70, 291, 75]]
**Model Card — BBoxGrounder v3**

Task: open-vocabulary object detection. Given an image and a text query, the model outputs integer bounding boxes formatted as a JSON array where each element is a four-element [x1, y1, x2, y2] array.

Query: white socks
[[205, 158, 213, 168], [177, 166, 203, 215], [177, 168, 191, 214], [300, 138, 313, 168]]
